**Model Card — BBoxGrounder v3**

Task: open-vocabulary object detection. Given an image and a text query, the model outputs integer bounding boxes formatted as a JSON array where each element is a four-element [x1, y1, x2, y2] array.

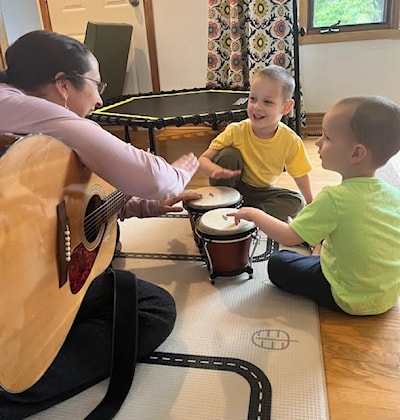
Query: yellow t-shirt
[[209, 119, 312, 187]]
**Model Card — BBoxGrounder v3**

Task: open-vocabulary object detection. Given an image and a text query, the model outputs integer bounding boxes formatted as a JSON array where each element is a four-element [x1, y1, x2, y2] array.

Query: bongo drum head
[[184, 186, 241, 210], [198, 208, 256, 237]]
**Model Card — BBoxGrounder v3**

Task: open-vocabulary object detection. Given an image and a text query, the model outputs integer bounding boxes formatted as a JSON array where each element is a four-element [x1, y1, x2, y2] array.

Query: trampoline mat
[[91, 89, 249, 121]]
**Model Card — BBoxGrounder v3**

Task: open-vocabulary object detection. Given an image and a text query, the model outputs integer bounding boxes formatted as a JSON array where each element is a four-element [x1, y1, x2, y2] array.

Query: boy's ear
[[350, 144, 368, 163], [282, 98, 294, 115]]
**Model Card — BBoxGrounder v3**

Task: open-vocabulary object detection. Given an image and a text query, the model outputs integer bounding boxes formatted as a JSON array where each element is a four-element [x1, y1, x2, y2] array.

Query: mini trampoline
[[88, 87, 250, 154]]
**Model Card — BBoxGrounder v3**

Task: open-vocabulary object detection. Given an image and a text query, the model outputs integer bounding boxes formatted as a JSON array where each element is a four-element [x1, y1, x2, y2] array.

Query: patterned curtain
[[207, 0, 305, 129]]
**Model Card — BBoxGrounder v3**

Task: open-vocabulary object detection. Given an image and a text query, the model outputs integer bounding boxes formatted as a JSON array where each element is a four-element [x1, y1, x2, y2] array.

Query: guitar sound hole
[[84, 194, 103, 243]]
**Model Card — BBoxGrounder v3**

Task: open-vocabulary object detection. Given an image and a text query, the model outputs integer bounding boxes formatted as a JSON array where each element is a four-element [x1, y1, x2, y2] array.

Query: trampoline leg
[[148, 127, 157, 154], [124, 126, 131, 143]]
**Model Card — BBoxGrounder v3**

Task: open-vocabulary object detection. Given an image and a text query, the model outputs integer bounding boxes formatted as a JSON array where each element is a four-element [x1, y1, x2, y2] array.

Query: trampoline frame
[[88, 87, 250, 154]]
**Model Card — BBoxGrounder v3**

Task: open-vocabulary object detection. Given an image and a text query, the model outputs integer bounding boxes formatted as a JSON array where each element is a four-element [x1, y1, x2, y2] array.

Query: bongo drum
[[197, 208, 258, 283], [183, 186, 242, 247]]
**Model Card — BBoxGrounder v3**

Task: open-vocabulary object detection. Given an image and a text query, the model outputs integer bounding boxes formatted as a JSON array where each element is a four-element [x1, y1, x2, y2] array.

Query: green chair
[[84, 22, 133, 100]]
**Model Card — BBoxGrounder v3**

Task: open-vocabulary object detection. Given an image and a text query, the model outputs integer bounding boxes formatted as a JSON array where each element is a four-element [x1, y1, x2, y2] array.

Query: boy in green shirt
[[228, 96, 400, 315]]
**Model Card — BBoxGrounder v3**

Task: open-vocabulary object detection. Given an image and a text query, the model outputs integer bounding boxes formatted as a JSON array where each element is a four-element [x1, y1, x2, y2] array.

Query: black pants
[[0, 271, 176, 418], [268, 250, 345, 313]]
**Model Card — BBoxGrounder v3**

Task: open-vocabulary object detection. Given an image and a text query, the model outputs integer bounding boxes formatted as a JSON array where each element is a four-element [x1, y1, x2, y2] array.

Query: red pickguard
[[68, 242, 102, 294]]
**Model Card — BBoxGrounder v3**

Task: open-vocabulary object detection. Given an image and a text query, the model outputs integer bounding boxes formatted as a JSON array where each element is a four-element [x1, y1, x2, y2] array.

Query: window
[[299, 0, 400, 44]]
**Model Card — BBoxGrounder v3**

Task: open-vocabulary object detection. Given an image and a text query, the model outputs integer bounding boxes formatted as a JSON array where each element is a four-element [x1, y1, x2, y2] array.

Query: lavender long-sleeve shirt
[[0, 84, 193, 203]]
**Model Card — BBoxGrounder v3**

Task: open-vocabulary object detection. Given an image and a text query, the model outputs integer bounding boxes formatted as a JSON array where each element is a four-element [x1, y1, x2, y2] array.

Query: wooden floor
[[113, 125, 400, 420]]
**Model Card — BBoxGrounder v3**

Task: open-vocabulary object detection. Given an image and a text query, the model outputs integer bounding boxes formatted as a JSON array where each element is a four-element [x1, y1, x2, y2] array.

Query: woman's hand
[[159, 191, 202, 214], [171, 153, 199, 175]]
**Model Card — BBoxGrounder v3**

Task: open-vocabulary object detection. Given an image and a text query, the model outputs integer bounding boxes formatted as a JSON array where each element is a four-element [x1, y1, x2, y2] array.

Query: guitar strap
[[85, 268, 138, 420]]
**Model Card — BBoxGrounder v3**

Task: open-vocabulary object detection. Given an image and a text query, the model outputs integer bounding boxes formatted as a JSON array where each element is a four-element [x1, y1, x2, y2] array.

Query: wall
[[152, 0, 208, 90], [300, 39, 400, 112], [0, 0, 41, 45]]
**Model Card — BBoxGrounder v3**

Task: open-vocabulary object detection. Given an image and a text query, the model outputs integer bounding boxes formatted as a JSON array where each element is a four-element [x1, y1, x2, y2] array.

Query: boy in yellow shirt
[[199, 65, 313, 221], [229, 96, 400, 316]]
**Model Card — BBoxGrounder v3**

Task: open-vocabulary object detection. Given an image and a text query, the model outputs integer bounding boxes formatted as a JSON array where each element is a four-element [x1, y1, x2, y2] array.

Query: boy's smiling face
[[247, 75, 293, 139]]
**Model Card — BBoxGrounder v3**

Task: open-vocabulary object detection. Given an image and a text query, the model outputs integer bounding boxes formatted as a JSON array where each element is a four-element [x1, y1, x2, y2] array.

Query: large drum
[[183, 186, 242, 247], [197, 208, 258, 284]]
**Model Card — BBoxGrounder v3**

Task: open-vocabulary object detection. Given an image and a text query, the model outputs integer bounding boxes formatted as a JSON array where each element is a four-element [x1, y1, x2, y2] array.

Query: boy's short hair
[[338, 96, 400, 167], [256, 65, 295, 101]]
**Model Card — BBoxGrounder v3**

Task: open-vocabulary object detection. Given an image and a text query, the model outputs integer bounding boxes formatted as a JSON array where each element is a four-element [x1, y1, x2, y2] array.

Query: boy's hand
[[210, 168, 241, 179], [226, 207, 255, 225], [228, 208, 304, 246]]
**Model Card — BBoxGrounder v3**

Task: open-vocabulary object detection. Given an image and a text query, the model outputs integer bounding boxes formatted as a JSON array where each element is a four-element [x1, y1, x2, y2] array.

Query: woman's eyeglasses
[[75, 74, 108, 95]]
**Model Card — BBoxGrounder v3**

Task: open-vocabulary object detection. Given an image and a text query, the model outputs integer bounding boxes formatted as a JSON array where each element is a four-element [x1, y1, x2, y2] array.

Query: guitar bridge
[[56, 200, 71, 288]]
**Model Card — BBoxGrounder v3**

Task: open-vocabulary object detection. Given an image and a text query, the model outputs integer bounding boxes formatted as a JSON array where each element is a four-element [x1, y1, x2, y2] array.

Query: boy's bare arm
[[198, 148, 241, 179], [293, 174, 313, 204], [227, 207, 304, 246]]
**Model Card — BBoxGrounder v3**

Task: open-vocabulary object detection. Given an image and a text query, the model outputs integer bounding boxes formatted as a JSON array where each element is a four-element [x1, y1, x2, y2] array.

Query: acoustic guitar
[[0, 133, 129, 393]]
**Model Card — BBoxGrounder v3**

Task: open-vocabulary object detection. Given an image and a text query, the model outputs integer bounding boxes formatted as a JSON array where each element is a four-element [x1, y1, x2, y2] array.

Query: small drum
[[197, 208, 258, 283], [183, 186, 242, 247]]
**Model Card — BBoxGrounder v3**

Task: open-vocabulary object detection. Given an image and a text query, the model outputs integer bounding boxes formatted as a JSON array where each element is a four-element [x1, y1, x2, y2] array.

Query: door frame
[[38, 0, 160, 91], [37, 0, 52, 30], [143, 0, 159, 91], [0, 5, 7, 69]]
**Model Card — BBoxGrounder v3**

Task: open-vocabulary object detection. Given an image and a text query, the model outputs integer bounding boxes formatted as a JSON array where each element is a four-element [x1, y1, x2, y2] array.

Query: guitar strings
[[84, 190, 126, 232], [83, 193, 124, 239], [83, 190, 128, 240]]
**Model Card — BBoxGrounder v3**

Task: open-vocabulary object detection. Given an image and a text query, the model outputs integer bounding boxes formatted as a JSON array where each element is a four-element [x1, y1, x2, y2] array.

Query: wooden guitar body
[[0, 134, 118, 393]]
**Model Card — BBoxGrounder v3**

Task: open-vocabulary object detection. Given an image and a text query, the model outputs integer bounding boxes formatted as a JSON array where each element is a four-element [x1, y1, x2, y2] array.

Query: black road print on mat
[[142, 352, 272, 420], [115, 214, 279, 263]]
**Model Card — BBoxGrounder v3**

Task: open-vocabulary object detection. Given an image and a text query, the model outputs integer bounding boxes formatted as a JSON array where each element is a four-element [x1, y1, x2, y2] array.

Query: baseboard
[[303, 113, 324, 138], [104, 116, 324, 142]]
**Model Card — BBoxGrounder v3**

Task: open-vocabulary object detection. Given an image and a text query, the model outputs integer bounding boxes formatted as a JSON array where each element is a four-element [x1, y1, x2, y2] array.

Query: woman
[[0, 30, 199, 418]]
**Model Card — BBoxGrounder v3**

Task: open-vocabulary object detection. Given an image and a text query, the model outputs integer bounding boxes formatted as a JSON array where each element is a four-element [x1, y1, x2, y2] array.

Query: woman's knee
[[136, 280, 177, 358]]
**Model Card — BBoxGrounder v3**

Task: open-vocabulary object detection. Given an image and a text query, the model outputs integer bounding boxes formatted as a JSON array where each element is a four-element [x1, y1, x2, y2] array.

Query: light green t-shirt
[[209, 119, 312, 187], [290, 177, 400, 315]]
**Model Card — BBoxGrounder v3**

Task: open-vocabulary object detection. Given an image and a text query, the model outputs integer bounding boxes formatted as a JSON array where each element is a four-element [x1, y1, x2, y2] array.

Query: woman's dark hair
[[0, 30, 92, 91]]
